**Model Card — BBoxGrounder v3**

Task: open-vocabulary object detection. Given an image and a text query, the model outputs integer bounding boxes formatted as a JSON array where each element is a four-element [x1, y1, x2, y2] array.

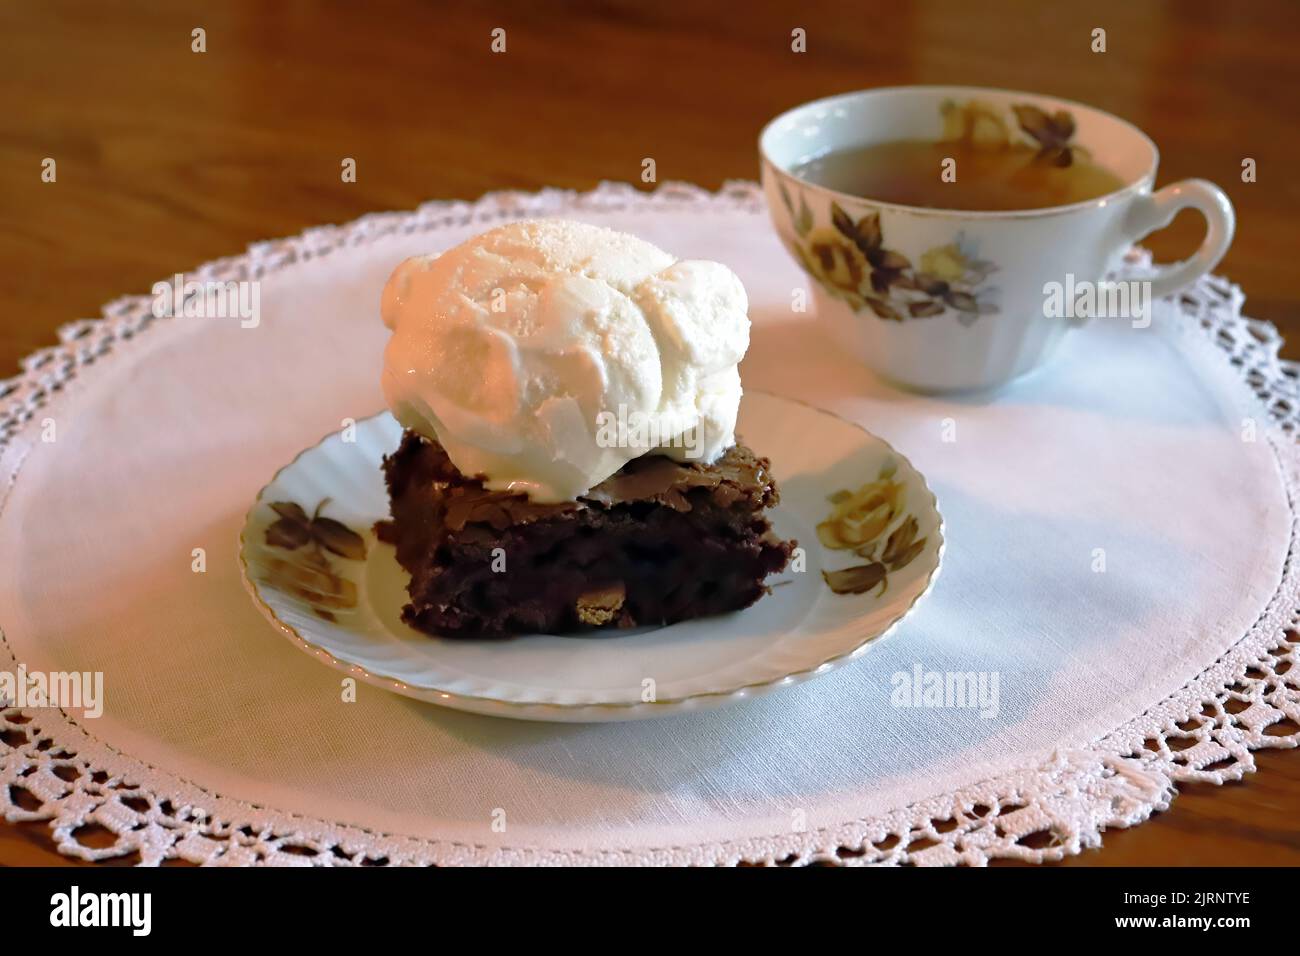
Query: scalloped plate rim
[[237, 390, 945, 722]]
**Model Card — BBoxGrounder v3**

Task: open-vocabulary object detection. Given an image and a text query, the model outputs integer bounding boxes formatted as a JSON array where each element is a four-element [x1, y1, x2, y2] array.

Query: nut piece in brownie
[[377, 430, 795, 636]]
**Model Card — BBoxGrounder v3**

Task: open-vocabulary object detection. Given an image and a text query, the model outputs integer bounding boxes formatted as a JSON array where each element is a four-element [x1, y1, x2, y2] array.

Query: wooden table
[[1, 0, 1297, 866]]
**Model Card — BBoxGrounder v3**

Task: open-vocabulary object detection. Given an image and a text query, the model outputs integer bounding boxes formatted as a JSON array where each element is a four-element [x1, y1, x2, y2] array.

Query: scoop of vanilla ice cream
[[380, 220, 750, 502]]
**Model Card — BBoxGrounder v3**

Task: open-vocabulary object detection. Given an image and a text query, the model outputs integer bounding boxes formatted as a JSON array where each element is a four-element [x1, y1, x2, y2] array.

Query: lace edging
[[1, 182, 1297, 866]]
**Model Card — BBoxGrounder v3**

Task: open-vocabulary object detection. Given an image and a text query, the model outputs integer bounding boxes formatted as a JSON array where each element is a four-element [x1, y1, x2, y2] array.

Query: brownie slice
[[377, 430, 795, 636]]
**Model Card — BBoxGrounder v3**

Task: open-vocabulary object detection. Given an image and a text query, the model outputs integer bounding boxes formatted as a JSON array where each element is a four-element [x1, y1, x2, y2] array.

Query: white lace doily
[[1, 182, 1297, 866]]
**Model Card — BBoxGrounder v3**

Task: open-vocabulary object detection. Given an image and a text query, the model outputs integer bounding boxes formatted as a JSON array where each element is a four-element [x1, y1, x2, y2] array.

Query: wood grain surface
[[1, 0, 1297, 866]]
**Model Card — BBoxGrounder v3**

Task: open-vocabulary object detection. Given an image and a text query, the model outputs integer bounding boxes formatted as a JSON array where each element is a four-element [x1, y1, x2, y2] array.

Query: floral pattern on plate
[[816, 461, 929, 596], [260, 499, 366, 622], [238, 393, 944, 722]]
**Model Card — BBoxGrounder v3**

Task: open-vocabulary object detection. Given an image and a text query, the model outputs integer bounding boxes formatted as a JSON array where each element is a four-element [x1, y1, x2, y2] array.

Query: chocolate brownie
[[377, 430, 795, 636]]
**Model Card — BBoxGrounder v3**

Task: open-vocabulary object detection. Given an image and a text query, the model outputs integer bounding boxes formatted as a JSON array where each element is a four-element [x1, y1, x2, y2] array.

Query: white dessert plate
[[238, 391, 944, 722]]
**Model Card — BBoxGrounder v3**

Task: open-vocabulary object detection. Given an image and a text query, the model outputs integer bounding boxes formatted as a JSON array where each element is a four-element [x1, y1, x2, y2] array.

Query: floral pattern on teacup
[[779, 181, 999, 325], [774, 97, 1089, 325], [942, 98, 1087, 167]]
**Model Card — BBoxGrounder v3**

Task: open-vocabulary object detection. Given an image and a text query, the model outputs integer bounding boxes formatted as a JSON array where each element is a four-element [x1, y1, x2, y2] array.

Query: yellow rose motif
[[816, 474, 903, 551], [799, 227, 868, 295], [940, 99, 1009, 149], [817, 463, 929, 596], [919, 243, 970, 284]]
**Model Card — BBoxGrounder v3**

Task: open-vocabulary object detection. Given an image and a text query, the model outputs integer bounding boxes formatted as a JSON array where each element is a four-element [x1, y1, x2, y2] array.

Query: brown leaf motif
[[266, 498, 367, 560], [265, 516, 311, 550], [1011, 103, 1081, 167], [831, 201, 857, 240], [311, 517, 367, 561], [823, 562, 887, 596], [852, 211, 882, 254], [262, 499, 366, 620], [818, 464, 927, 597]]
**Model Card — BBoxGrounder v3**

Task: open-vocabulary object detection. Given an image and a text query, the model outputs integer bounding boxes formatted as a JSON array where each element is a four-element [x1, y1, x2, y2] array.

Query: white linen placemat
[[1, 182, 1296, 866]]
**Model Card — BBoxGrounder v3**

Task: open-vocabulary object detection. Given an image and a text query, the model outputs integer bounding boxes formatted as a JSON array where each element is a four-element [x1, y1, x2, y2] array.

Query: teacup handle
[[1120, 179, 1235, 300]]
